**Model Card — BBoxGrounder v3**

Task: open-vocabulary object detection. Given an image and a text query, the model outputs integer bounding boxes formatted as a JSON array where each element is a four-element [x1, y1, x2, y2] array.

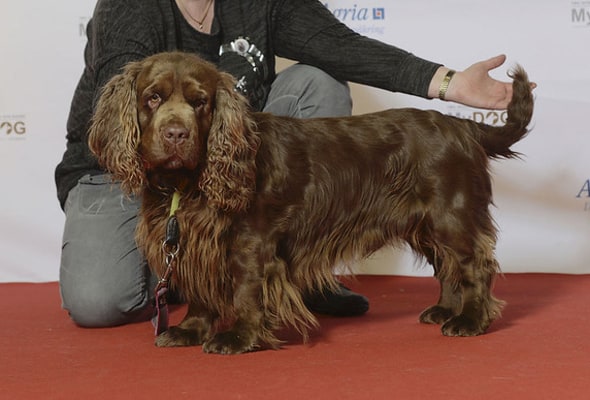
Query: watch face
[[232, 38, 251, 55], [219, 37, 269, 110]]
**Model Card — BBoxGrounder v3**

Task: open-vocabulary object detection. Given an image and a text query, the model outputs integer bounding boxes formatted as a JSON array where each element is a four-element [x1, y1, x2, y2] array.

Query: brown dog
[[89, 52, 533, 354]]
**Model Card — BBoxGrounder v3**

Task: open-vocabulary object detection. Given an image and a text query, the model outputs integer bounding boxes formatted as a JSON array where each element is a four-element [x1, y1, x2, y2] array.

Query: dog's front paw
[[441, 314, 487, 337], [202, 331, 259, 355], [155, 326, 204, 347], [419, 305, 455, 325]]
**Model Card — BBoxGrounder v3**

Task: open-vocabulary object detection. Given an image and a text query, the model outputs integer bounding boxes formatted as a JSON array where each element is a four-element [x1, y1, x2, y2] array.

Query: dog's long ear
[[198, 71, 260, 213], [88, 61, 145, 194]]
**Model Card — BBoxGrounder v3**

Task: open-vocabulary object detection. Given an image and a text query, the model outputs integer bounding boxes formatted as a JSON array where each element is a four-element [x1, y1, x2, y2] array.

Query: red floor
[[2, 274, 589, 399]]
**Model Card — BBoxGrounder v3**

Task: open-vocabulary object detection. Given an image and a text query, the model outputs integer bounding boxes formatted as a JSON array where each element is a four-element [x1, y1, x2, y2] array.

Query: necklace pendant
[[179, 0, 213, 32]]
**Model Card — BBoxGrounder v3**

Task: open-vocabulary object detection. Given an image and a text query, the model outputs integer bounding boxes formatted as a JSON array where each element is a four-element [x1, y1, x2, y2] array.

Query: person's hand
[[429, 54, 536, 110]]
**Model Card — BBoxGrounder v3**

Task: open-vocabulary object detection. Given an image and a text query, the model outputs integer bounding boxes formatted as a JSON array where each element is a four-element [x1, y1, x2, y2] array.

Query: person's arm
[[271, 0, 523, 110], [271, 0, 440, 98]]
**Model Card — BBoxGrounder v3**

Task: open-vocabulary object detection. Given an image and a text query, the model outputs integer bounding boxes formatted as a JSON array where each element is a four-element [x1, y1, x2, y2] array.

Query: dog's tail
[[473, 65, 534, 159]]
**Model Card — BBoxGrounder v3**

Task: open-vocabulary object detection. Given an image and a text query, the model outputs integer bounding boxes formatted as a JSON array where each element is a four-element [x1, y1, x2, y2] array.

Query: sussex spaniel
[[89, 52, 533, 354]]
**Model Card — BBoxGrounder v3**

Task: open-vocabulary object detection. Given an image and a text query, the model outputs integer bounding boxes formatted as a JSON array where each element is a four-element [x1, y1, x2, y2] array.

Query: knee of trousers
[[59, 174, 154, 327], [62, 284, 154, 328], [268, 64, 353, 118]]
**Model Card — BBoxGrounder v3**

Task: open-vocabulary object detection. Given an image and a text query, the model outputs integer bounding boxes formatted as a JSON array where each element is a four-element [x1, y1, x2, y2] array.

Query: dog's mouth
[[145, 168, 197, 193], [144, 153, 198, 171], [141, 139, 200, 171], [162, 154, 191, 170], [143, 148, 202, 192]]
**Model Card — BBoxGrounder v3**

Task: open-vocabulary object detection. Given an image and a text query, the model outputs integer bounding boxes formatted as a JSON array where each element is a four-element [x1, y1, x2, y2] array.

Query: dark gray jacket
[[55, 0, 440, 209]]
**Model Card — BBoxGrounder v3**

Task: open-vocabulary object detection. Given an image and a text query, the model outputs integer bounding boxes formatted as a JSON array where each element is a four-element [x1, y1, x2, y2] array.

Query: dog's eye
[[191, 97, 207, 109], [147, 93, 162, 109]]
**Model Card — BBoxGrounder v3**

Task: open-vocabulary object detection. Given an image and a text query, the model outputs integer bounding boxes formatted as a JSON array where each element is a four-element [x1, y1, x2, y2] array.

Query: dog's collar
[[169, 190, 181, 216]]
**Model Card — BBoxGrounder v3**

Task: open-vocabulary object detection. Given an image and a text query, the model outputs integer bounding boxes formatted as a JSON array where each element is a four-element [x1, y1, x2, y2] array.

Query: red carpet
[[2, 274, 589, 399]]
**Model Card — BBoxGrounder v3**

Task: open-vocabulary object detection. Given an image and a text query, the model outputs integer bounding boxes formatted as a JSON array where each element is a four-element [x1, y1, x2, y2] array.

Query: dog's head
[[88, 52, 259, 212]]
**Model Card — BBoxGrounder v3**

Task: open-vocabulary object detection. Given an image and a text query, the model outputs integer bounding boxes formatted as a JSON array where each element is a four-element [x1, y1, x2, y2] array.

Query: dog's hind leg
[[412, 152, 505, 336], [419, 275, 462, 325], [409, 242, 462, 325], [440, 240, 505, 336], [427, 227, 504, 337], [413, 197, 504, 335]]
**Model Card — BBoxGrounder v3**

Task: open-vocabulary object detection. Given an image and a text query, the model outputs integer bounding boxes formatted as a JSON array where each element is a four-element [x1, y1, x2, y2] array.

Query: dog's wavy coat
[[89, 52, 533, 354]]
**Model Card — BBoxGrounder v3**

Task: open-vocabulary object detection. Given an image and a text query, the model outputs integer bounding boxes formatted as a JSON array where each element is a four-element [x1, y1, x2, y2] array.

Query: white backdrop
[[1, 0, 589, 282]]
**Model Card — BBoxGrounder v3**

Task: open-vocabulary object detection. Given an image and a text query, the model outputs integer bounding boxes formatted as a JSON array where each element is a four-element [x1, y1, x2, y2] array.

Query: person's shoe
[[304, 282, 369, 317]]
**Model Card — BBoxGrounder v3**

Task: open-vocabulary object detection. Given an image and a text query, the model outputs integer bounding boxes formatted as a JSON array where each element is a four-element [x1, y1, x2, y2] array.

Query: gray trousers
[[59, 64, 352, 327]]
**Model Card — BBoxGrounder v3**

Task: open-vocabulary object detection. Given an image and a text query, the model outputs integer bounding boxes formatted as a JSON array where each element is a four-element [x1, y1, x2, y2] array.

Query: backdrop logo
[[576, 179, 590, 211], [324, 2, 387, 36], [571, 1, 590, 27], [445, 105, 508, 126], [373, 8, 385, 20], [0, 115, 27, 140]]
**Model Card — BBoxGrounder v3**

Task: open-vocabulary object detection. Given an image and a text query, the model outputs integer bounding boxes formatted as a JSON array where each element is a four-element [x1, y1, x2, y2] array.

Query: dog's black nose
[[164, 126, 189, 144]]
